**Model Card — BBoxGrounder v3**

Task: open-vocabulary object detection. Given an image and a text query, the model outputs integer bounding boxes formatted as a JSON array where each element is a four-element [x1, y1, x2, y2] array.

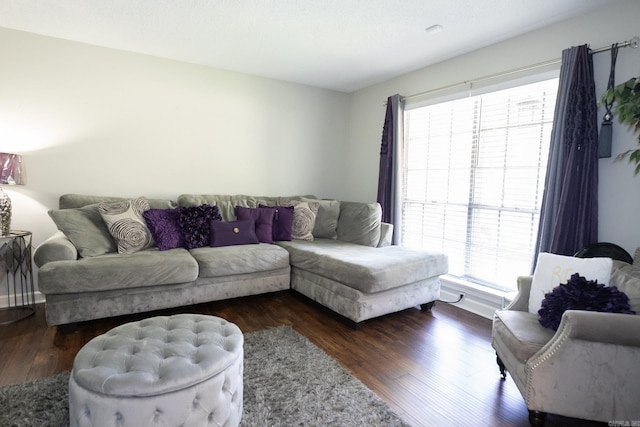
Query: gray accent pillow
[[336, 202, 382, 247], [301, 198, 340, 239], [611, 260, 640, 313], [281, 199, 319, 241], [99, 198, 154, 254], [48, 204, 116, 257]]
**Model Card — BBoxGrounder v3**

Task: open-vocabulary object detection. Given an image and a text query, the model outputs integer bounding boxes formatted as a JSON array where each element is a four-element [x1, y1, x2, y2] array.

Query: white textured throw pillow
[[281, 200, 319, 241], [528, 252, 613, 314], [99, 198, 154, 254]]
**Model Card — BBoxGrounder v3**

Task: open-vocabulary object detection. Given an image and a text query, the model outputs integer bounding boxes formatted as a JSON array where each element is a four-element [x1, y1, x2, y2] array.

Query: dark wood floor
[[0, 291, 605, 427]]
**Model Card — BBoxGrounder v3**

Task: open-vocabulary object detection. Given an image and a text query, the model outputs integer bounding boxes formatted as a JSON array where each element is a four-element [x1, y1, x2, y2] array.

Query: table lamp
[[0, 153, 25, 236]]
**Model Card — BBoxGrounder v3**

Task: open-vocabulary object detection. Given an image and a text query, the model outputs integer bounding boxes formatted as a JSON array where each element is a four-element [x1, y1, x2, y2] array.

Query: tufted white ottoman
[[68, 314, 243, 427]]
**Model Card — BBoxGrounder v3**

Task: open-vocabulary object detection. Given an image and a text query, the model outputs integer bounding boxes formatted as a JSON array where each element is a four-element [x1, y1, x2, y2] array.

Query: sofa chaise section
[[280, 239, 447, 326]]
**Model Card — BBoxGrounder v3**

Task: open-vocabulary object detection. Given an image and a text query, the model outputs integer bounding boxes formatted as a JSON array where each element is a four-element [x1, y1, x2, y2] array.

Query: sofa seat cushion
[[38, 248, 198, 294], [190, 244, 290, 278], [278, 239, 447, 293], [493, 310, 555, 363]]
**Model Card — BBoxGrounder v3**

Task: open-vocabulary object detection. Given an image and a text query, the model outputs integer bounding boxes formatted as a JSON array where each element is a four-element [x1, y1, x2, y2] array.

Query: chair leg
[[528, 410, 546, 426], [496, 353, 507, 379]]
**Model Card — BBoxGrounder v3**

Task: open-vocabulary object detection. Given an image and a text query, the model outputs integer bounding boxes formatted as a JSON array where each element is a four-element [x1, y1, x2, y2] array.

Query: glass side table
[[0, 231, 36, 324]]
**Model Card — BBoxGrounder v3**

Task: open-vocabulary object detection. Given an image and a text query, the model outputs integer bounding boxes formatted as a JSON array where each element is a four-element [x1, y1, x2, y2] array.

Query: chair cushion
[[492, 310, 555, 363]]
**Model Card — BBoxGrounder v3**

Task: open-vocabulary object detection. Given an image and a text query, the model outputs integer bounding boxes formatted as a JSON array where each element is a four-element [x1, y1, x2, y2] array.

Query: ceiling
[[0, 0, 614, 92]]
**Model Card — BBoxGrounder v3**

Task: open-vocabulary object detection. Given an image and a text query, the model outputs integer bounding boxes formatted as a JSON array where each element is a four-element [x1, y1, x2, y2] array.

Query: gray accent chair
[[491, 259, 640, 426]]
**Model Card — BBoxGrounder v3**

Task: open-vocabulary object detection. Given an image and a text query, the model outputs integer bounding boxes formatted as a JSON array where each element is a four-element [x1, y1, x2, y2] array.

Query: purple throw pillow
[[210, 220, 259, 247], [143, 208, 184, 251], [259, 204, 294, 241], [235, 206, 275, 244], [178, 204, 222, 249], [538, 273, 635, 330]]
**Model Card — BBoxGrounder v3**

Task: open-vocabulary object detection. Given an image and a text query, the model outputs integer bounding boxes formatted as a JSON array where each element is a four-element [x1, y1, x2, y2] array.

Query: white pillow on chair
[[528, 252, 613, 314]]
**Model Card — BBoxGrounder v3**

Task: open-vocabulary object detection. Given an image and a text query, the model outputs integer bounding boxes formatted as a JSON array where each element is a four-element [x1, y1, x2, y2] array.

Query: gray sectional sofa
[[34, 194, 448, 328]]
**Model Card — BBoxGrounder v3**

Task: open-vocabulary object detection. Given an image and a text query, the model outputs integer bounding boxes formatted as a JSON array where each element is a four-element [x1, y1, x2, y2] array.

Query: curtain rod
[[590, 35, 639, 54], [400, 36, 639, 102]]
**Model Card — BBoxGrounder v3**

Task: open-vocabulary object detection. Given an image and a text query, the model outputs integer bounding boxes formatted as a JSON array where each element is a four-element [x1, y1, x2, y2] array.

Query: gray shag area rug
[[0, 325, 410, 427]]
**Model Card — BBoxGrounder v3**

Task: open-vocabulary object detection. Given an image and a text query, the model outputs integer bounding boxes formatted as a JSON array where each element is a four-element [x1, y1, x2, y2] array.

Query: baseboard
[[439, 275, 515, 320], [0, 291, 46, 309]]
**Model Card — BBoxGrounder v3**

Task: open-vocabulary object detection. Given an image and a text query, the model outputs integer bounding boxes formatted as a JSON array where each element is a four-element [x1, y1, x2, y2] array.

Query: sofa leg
[[528, 410, 546, 426], [57, 323, 78, 334], [496, 353, 507, 379], [420, 301, 435, 311]]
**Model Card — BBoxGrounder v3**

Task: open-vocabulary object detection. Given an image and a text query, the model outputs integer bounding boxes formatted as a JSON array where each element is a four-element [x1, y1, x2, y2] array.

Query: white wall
[[0, 27, 350, 250], [344, 0, 640, 256], [2, 2, 639, 304]]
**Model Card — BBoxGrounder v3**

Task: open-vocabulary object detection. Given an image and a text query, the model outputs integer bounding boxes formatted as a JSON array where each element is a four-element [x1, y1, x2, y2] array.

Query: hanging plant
[[600, 76, 640, 175]]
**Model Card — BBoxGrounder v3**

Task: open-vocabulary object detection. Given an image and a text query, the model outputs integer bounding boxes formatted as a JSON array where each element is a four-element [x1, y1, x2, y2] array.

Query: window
[[401, 78, 558, 291]]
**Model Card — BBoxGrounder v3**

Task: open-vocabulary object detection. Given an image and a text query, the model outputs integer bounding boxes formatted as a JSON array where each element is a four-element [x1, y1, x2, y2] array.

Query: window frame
[[400, 71, 560, 291]]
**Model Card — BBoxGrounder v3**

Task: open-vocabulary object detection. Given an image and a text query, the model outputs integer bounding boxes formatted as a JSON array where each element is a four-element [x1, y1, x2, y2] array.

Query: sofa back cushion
[[59, 194, 175, 210], [178, 194, 257, 221], [178, 194, 317, 222], [336, 202, 382, 247]]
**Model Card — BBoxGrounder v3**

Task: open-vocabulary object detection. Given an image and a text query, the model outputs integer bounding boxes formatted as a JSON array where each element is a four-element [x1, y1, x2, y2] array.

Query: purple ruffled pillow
[[538, 273, 635, 330], [235, 206, 275, 244], [258, 204, 294, 241], [178, 204, 222, 249], [143, 208, 184, 251]]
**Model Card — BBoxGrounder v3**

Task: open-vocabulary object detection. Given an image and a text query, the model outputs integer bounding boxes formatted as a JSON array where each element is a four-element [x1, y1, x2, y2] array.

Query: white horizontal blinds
[[403, 97, 475, 280], [402, 78, 558, 291]]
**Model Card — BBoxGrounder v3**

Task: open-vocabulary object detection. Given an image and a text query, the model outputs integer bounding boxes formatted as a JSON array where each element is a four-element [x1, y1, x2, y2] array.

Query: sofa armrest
[[504, 275, 532, 311], [558, 310, 640, 346], [377, 222, 393, 247], [33, 231, 78, 267]]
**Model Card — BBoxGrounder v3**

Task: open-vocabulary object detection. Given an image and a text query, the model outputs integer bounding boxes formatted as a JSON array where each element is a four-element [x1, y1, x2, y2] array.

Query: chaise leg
[[496, 353, 507, 379], [528, 410, 546, 426], [350, 320, 363, 330], [420, 301, 435, 311]]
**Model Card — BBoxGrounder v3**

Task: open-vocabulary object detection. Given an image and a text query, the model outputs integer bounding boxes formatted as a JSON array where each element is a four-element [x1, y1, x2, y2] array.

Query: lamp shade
[[0, 153, 25, 185]]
